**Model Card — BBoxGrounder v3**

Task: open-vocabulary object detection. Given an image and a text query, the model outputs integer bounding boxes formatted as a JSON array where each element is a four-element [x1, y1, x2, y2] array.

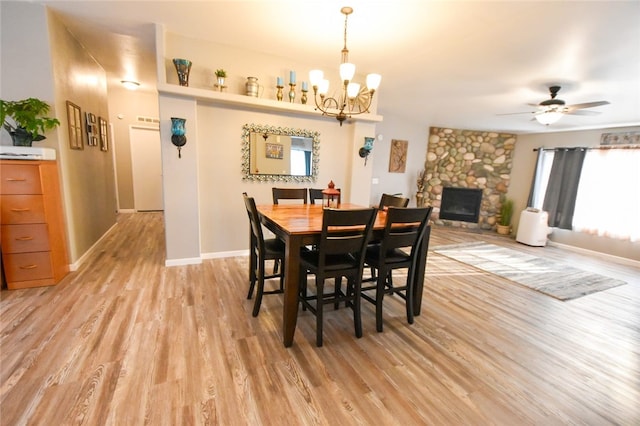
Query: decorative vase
[[245, 77, 261, 97], [496, 224, 511, 235], [10, 128, 36, 147], [173, 58, 192, 87]]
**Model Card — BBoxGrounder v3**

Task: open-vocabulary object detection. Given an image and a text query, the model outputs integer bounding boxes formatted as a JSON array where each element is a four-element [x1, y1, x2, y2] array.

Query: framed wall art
[[389, 139, 408, 173], [265, 143, 284, 159], [66, 101, 83, 150], [86, 112, 97, 146], [98, 117, 108, 152]]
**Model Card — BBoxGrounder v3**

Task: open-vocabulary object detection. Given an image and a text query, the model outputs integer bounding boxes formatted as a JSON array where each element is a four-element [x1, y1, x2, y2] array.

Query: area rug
[[433, 242, 627, 301]]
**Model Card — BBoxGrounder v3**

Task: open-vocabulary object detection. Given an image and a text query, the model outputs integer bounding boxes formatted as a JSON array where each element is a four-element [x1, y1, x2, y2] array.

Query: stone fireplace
[[419, 127, 516, 230]]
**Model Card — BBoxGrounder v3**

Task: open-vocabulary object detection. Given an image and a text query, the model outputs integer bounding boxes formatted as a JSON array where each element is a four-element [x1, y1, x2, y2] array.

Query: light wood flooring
[[1, 212, 639, 425]]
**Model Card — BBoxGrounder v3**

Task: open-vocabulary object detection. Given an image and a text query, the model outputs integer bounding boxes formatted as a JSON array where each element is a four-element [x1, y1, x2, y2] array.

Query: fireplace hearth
[[439, 187, 482, 223]]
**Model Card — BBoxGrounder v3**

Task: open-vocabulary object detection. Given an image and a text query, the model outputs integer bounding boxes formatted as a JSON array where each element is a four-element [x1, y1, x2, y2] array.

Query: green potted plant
[[215, 69, 227, 88], [1, 98, 60, 146], [497, 197, 514, 235]]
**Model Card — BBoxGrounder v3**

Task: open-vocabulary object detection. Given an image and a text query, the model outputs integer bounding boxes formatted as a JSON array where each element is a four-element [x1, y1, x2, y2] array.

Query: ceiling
[[36, 0, 640, 134]]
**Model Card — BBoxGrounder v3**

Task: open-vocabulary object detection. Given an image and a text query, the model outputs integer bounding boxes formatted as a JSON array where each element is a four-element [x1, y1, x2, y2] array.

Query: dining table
[[255, 203, 430, 347]]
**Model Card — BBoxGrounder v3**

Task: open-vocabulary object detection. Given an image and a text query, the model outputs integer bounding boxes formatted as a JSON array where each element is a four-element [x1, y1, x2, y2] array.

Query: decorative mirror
[[241, 123, 319, 182]]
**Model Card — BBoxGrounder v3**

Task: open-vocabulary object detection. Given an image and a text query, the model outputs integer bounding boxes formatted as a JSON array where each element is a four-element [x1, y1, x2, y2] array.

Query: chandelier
[[309, 6, 381, 126]]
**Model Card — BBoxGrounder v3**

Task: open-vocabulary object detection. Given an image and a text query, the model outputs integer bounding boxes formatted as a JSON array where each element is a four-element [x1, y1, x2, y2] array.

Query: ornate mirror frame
[[241, 123, 320, 182]]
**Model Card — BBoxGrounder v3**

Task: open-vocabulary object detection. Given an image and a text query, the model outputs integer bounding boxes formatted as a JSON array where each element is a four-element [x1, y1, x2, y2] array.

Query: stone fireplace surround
[[419, 127, 516, 230]]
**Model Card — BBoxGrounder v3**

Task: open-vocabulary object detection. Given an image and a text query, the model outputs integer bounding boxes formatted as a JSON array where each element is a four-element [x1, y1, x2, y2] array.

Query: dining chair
[[243, 193, 286, 317], [309, 188, 341, 205], [298, 207, 377, 347], [378, 193, 410, 209], [272, 187, 308, 204], [364, 193, 411, 282], [362, 206, 433, 332]]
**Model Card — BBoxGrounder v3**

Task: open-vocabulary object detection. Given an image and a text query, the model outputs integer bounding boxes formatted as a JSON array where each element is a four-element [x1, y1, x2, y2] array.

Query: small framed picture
[[98, 117, 108, 152], [85, 112, 98, 146], [66, 101, 83, 150], [265, 143, 283, 159]]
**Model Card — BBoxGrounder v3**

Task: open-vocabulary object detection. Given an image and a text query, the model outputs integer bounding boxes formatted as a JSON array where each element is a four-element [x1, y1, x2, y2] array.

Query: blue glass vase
[[172, 58, 192, 87]]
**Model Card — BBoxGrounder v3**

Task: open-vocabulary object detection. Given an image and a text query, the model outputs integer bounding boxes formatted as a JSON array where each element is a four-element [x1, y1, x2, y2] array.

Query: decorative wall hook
[[171, 117, 187, 158], [359, 136, 375, 165]]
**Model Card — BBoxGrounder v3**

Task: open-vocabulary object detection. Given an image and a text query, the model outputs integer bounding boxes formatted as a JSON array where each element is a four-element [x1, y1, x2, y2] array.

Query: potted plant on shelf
[[496, 197, 514, 235], [1, 97, 60, 146], [215, 69, 227, 87]]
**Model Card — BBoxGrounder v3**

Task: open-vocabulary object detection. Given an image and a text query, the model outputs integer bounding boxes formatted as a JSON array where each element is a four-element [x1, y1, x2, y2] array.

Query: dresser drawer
[[1, 195, 46, 224], [2, 251, 54, 283], [1, 224, 50, 253], [0, 164, 42, 194]]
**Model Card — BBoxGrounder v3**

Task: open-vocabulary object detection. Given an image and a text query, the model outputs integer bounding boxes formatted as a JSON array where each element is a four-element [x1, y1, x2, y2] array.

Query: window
[[530, 147, 640, 242]]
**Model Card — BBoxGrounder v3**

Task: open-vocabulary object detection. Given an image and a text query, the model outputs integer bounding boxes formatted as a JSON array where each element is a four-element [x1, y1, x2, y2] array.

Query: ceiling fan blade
[[566, 100, 610, 111], [497, 111, 534, 116], [565, 109, 602, 116]]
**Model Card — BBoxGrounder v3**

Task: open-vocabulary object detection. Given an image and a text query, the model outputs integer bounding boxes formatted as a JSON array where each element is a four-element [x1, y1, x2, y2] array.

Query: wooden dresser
[[1, 159, 69, 289]]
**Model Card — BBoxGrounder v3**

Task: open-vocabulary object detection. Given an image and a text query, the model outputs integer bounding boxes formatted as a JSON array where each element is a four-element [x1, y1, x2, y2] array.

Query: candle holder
[[276, 85, 284, 101], [301, 88, 308, 104], [288, 83, 296, 103]]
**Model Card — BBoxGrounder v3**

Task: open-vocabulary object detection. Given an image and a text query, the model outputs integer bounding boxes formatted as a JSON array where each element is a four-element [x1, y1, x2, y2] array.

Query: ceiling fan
[[504, 85, 610, 125]]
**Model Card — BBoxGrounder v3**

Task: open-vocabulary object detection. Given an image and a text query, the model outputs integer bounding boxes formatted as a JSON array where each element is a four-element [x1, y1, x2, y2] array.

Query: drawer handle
[[6, 178, 27, 182], [16, 236, 34, 241], [10, 208, 31, 212], [20, 264, 38, 270]]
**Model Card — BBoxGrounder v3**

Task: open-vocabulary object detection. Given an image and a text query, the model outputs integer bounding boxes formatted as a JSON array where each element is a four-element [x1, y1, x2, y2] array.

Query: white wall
[[158, 29, 379, 264], [370, 111, 430, 207], [1, 3, 117, 265]]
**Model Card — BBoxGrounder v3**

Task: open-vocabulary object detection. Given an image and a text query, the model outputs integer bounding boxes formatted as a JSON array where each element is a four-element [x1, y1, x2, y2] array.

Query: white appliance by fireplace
[[516, 208, 552, 246]]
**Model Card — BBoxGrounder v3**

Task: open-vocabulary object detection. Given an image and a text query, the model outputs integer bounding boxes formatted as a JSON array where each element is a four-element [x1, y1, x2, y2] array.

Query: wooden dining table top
[[256, 203, 388, 235]]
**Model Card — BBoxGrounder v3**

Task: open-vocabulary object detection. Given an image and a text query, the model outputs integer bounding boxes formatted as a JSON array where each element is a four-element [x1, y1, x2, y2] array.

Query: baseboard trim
[[118, 209, 136, 214], [201, 249, 249, 259], [69, 221, 118, 271], [164, 257, 202, 267], [547, 241, 640, 268]]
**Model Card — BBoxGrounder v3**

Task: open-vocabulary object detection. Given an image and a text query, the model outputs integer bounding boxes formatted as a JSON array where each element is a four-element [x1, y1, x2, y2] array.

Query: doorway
[[130, 126, 163, 211]]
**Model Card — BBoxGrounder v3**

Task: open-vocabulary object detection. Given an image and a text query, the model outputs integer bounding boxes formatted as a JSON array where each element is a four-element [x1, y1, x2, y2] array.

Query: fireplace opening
[[440, 187, 482, 223]]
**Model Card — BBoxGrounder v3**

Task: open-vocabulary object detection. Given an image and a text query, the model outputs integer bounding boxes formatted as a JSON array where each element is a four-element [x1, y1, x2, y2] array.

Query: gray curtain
[[527, 148, 545, 207], [542, 148, 586, 229]]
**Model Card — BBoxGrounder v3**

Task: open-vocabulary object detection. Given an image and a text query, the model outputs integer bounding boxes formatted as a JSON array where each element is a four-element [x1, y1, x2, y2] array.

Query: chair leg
[[352, 277, 363, 338], [278, 258, 285, 292], [334, 276, 343, 309], [316, 278, 324, 347], [247, 272, 257, 300], [247, 252, 257, 300], [405, 269, 415, 325], [252, 258, 266, 317], [375, 269, 387, 332], [299, 270, 308, 311]]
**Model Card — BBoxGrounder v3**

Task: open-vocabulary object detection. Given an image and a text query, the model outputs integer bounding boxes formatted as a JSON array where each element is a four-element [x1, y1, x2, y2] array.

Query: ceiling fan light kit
[[310, 6, 381, 126]]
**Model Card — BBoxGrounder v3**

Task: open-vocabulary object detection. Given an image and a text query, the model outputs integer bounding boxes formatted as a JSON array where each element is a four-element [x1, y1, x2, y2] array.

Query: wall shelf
[[157, 82, 383, 123]]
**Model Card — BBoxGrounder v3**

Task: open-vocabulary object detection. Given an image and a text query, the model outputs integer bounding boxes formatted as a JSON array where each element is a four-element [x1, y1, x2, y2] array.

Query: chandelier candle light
[[310, 6, 381, 126]]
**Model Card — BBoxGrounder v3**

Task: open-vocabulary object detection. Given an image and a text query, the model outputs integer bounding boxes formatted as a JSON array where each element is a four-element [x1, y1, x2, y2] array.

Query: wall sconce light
[[170, 117, 187, 158], [359, 136, 375, 165]]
